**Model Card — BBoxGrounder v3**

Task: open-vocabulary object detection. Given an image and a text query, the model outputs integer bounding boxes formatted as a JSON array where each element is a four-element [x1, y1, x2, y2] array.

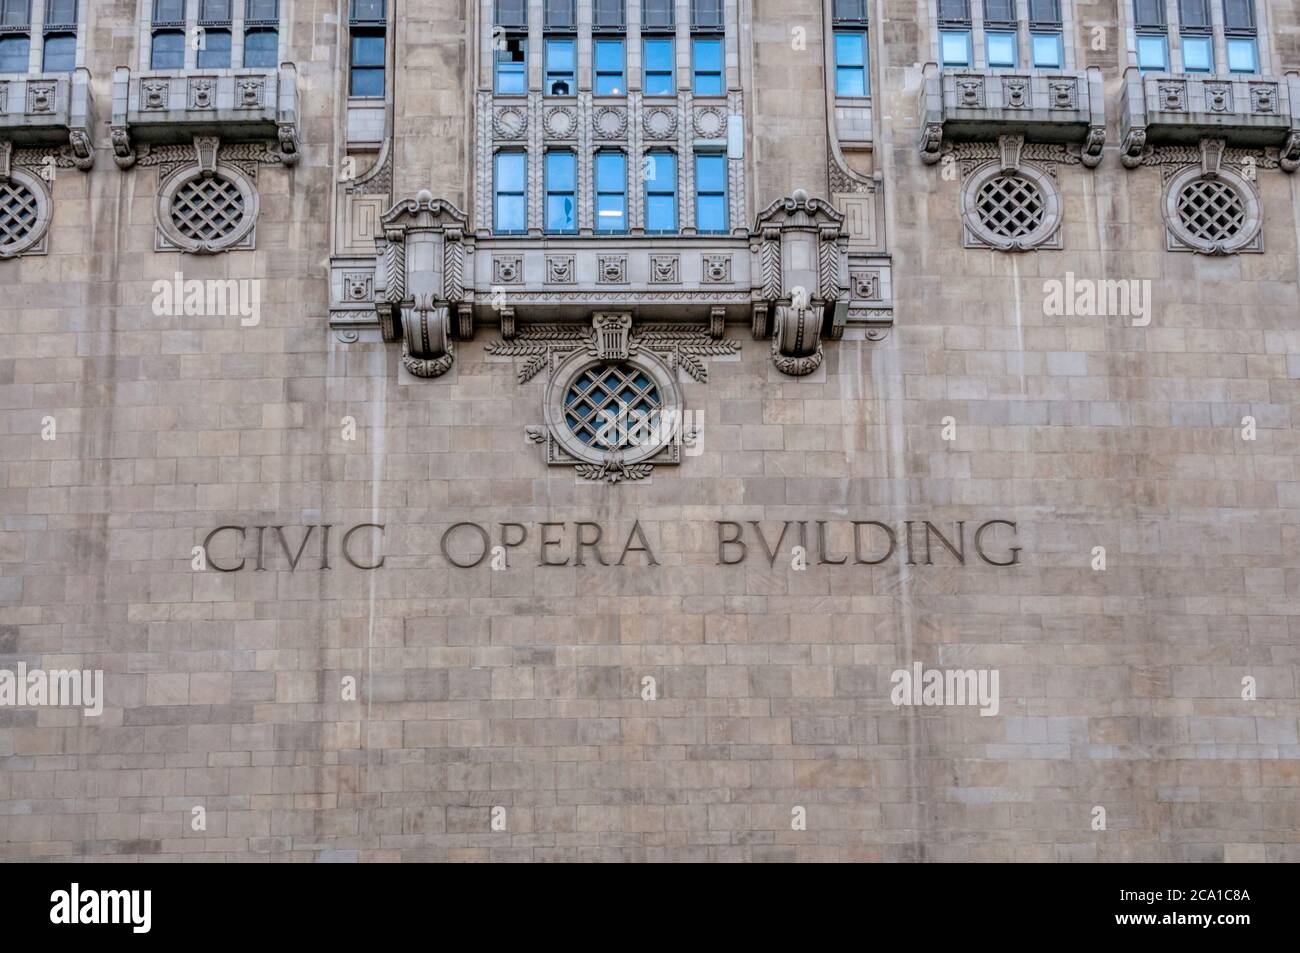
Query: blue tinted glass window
[[244, 28, 278, 67], [834, 32, 867, 96], [42, 32, 75, 72], [198, 28, 231, 68], [1136, 34, 1168, 71], [595, 38, 624, 95], [645, 152, 676, 233], [350, 33, 385, 95], [693, 37, 722, 95], [546, 38, 575, 95], [495, 152, 527, 234], [1226, 37, 1257, 74], [150, 30, 183, 70], [695, 154, 727, 234], [1031, 33, 1061, 68], [1180, 35, 1212, 73], [940, 30, 970, 67], [494, 35, 526, 94], [644, 37, 674, 95], [545, 151, 577, 233], [595, 151, 626, 233], [986, 32, 1016, 68]]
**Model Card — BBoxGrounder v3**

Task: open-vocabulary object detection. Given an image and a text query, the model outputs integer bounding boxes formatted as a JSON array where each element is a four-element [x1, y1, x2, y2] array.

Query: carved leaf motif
[[575, 462, 654, 483], [676, 352, 708, 382], [525, 426, 547, 444]]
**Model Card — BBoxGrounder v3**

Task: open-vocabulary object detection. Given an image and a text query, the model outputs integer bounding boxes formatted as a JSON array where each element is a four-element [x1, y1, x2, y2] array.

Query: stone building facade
[[0, 0, 1298, 861]]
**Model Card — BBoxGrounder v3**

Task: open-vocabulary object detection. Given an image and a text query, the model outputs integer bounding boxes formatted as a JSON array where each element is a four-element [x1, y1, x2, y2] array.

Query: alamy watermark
[[152, 272, 261, 327], [890, 662, 1000, 716], [1043, 272, 1151, 327], [0, 663, 103, 716]]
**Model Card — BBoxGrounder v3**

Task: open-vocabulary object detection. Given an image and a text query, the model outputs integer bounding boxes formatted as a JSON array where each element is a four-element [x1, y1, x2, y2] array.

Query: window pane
[[202, 0, 232, 20], [1224, 0, 1255, 32], [154, 0, 184, 23], [545, 152, 575, 191], [350, 66, 384, 96], [546, 195, 575, 232], [692, 0, 722, 29], [498, 152, 526, 190], [595, 38, 622, 72], [495, 153, 526, 233], [46, 0, 77, 25], [834, 33, 866, 96], [547, 38, 575, 93], [545, 0, 575, 29], [495, 0, 525, 27], [1227, 38, 1257, 73], [697, 195, 726, 233], [643, 0, 674, 30], [1178, 0, 1210, 30], [594, 0, 624, 28], [352, 34, 385, 66], [1181, 36, 1212, 72], [244, 28, 278, 67], [596, 152, 626, 233], [833, 0, 867, 21], [150, 30, 184, 69], [198, 29, 231, 68], [496, 194, 525, 232], [983, 0, 1014, 23], [597, 152, 625, 187], [644, 38, 674, 94], [645, 153, 674, 187], [1031, 33, 1061, 68], [351, 0, 385, 22], [696, 154, 725, 191], [986, 32, 1016, 68], [0, 34, 28, 72], [1134, 0, 1164, 29], [1028, 0, 1059, 24], [43, 32, 75, 71], [940, 31, 970, 66], [646, 194, 676, 232], [1136, 34, 1167, 71], [835, 33, 864, 67], [937, 0, 969, 23], [596, 195, 626, 232]]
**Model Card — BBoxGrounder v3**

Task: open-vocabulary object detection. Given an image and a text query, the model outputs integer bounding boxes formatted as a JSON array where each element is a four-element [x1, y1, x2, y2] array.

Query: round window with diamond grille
[[0, 171, 51, 259], [156, 164, 259, 254], [975, 174, 1044, 240], [1162, 166, 1261, 255], [961, 163, 1061, 252], [544, 350, 683, 469], [564, 363, 664, 450]]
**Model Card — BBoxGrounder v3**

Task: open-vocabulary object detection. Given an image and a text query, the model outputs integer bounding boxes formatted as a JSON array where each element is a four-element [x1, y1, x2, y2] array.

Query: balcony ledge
[[0, 68, 97, 170]]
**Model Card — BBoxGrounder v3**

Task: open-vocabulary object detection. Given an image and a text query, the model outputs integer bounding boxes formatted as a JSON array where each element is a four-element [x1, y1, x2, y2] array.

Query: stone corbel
[[1199, 138, 1225, 179], [276, 63, 300, 166], [0, 140, 11, 185], [1081, 125, 1106, 169], [110, 67, 136, 169], [1120, 127, 1146, 169], [919, 123, 944, 165], [402, 295, 454, 379], [771, 303, 824, 377], [194, 136, 220, 177], [999, 134, 1025, 173]]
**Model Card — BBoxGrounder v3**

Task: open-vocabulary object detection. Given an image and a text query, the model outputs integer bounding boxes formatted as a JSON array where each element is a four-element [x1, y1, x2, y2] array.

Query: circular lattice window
[[1164, 166, 1260, 254], [544, 351, 682, 469], [156, 164, 258, 254], [0, 170, 52, 259], [961, 164, 1061, 251]]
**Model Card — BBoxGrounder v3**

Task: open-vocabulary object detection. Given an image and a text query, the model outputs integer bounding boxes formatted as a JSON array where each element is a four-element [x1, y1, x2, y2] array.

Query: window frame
[[691, 35, 722, 96], [644, 150, 677, 235], [594, 36, 625, 96], [594, 149, 627, 234], [833, 30, 868, 97], [544, 35, 576, 96], [643, 35, 674, 96], [493, 150, 528, 235], [544, 149, 578, 235], [694, 151, 728, 235], [348, 28, 387, 97], [494, 32, 527, 95]]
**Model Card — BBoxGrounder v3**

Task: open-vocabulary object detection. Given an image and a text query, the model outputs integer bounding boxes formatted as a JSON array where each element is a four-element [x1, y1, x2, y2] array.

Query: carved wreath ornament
[[487, 314, 738, 483]]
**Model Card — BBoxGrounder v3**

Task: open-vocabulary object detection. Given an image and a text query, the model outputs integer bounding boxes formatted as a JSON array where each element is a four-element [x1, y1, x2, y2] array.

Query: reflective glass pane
[[42, 32, 75, 71], [1181, 36, 1212, 73], [940, 31, 970, 66], [1031, 33, 1061, 68], [1226, 38, 1256, 74], [986, 32, 1016, 68], [1136, 34, 1167, 71], [0, 34, 28, 72]]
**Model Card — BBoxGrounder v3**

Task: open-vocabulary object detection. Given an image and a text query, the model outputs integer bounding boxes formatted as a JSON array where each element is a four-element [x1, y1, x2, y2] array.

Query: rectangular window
[[833, 0, 868, 23], [595, 151, 627, 233], [1028, 0, 1060, 26], [1181, 35, 1213, 72], [350, 31, 386, 96], [545, 0, 575, 30], [1136, 33, 1168, 71], [937, 0, 970, 24], [42, 32, 74, 70], [0, 34, 28, 72], [1224, 0, 1255, 32], [0, 0, 27, 28], [691, 0, 723, 30], [150, 29, 185, 69], [644, 151, 677, 234], [695, 153, 727, 234], [986, 31, 1016, 68], [198, 29, 232, 68], [494, 35, 526, 94], [1226, 37, 1257, 73], [595, 38, 625, 95], [594, 0, 625, 30], [982, 0, 1015, 27], [1178, 0, 1211, 31], [1133, 0, 1165, 30], [643, 0, 674, 31], [545, 151, 577, 233], [495, 0, 526, 27], [246, 0, 279, 20], [834, 32, 867, 96], [494, 152, 527, 234], [44, 0, 76, 26], [152, 0, 184, 23], [349, 0, 385, 22], [244, 27, 278, 67], [643, 37, 674, 95], [692, 37, 722, 95], [545, 37, 575, 95], [940, 30, 971, 67], [200, 0, 231, 19], [1031, 32, 1063, 68]]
